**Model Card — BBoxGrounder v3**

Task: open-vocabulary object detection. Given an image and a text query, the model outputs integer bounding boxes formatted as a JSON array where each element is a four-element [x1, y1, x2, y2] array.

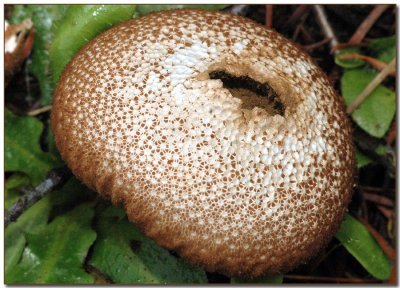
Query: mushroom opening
[[209, 70, 285, 116]]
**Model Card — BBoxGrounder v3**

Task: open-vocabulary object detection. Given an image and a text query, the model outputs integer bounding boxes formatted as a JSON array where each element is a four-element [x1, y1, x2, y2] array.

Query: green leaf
[[5, 173, 30, 209], [6, 203, 96, 284], [356, 145, 388, 168], [356, 150, 372, 168], [231, 275, 284, 283], [335, 214, 392, 280], [5, 225, 26, 276], [89, 206, 207, 284], [341, 69, 395, 138], [50, 4, 137, 85], [136, 4, 228, 16], [334, 47, 365, 68], [11, 5, 69, 105], [368, 36, 396, 64], [5, 177, 95, 280], [5, 109, 60, 185], [5, 191, 54, 278]]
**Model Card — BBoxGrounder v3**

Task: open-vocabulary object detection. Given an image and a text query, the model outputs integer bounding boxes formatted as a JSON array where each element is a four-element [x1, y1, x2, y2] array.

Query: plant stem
[[346, 57, 396, 113], [5, 165, 72, 226], [313, 5, 338, 51]]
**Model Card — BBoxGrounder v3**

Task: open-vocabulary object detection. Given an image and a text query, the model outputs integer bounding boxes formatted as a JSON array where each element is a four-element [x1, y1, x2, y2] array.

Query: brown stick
[[388, 265, 397, 284], [357, 217, 395, 261], [346, 57, 396, 114], [303, 38, 332, 52], [363, 192, 394, 207], [348, 5, 391, 44], [285, 5, 310, 28], [265, 5, 273, 29], [386, 121, 396, 145], [377, 205, 393, 219], [338, 53, 396, 77]]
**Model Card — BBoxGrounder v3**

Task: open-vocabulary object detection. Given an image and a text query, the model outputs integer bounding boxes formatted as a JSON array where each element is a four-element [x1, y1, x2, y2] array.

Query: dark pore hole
[[209, 70, 284, 116]]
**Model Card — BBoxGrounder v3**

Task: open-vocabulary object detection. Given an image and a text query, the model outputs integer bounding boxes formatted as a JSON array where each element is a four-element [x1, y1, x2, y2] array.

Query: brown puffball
[[52, 9, 355, 277]]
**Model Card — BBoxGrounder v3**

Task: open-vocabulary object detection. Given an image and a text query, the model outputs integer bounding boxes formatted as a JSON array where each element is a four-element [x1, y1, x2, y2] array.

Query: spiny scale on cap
[[51, 9, 355, 277]]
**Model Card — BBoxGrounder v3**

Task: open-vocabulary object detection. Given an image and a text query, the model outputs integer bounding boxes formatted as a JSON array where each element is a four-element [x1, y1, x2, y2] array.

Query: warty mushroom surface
[[52, 9, 355, 277]]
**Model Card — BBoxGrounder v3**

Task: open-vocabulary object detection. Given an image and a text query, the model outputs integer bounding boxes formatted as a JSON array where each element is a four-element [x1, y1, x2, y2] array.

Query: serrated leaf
[[89, 206, 207, 284], [5, 173, 30, 209], [368, 36, 396, 64], [335, 214, 392, 280], [341, 69, 395, 138], [5, 109, 61, 185], [50, 5, 137, 85], [136, 4, 228, 16], [231, 275, 284, 283], [11, 5, 69, 105], [6, 203, 96, 284], [335, 47, 365, 68]]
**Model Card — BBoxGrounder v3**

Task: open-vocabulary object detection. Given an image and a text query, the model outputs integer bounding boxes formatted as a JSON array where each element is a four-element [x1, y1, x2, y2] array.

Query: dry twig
[[26, 105, 52, 116], [265, 5, 273, 29], [386, 121, 396, 145], [338, 53, 396, 77], [357, 217, 395, 261], [303, 38, 332, 52], [377, 205, 393, 219], [363, 192, 394, 207], [346, 57, 396, 113], [348, 5, 391, 44], [5, 166, 72, 226], [313, 5, 338, 51], [284, 5, 310, 29]]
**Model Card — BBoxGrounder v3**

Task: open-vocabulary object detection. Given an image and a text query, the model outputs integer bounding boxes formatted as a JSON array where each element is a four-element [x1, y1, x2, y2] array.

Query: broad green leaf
[[136, 4, 228, 16], [231, 275, 284, 283], [5, 109, 61, 185], [6, 203, 96, 284], [11, 5, 69, 105], [5, 173, 30, 209], [369, 36, 396, 64], [5, 191, 53, 278], [5, 177, 95, 280], [50, 5, 136, 84], [341, 69, 395, 138], [334, 47, 365, 68], [5, 225, 26, 276], [335, 214, 392, 280], [89, 206, 207, 284]]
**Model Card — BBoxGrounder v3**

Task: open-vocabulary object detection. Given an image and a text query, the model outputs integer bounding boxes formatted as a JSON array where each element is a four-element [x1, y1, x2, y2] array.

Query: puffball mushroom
[[52, 9, 355, 277]]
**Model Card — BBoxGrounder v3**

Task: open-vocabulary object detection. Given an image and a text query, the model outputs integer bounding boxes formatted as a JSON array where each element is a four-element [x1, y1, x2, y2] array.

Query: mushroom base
[[209, 70, 284, 116]]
